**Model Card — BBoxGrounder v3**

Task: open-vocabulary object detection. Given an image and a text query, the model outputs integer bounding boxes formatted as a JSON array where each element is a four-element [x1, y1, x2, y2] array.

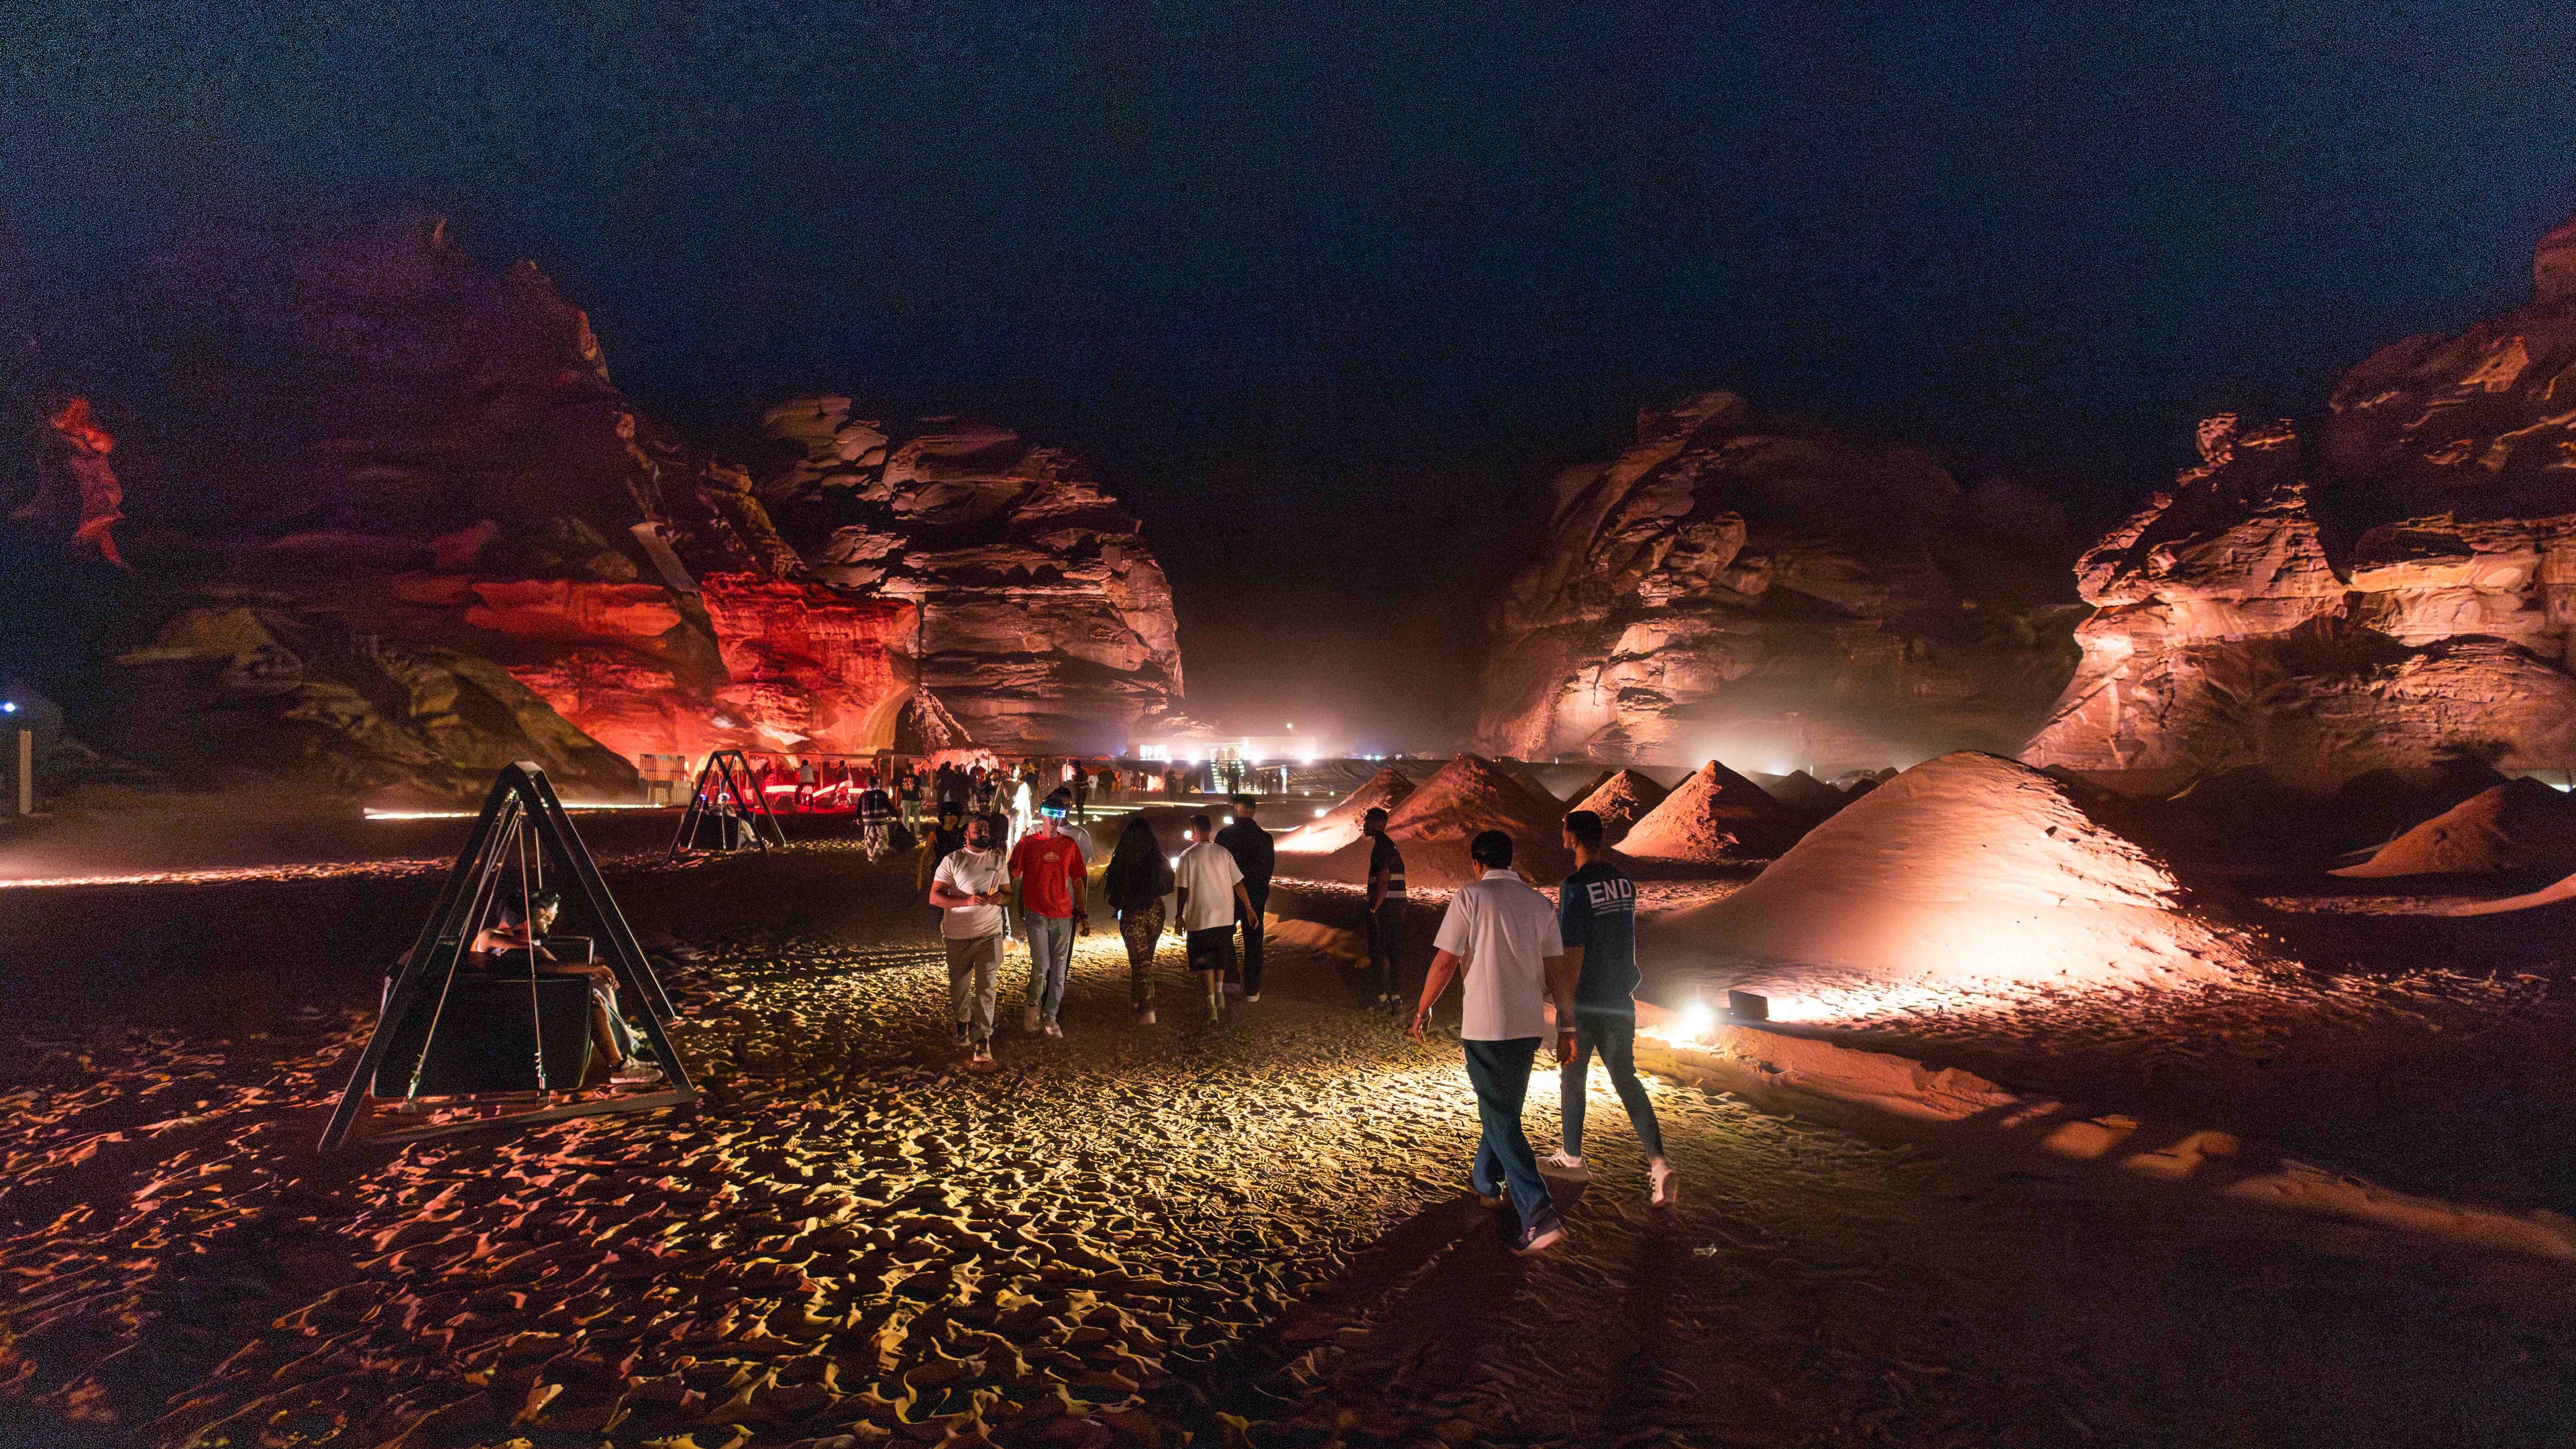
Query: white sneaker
[[611, 1063, 664, 1086], [1043, 1018, 1063, 1038], [1140, 1007, 1158, 1025], [1650, 1159, 1676, 1208], [1538, 1148, 1591, 1182], [1244, 993, 1260, 1004], [1024, 1005, 1042, 1033]]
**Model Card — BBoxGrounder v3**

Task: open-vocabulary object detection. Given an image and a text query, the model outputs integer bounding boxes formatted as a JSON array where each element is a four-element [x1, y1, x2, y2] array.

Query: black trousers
[[1234, 883, 1269, 994], [1364, 896, 1406, 999]]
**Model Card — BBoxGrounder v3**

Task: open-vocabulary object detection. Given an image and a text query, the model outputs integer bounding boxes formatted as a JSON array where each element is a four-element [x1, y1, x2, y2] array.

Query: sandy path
[[2, 871, 2573, 1446]]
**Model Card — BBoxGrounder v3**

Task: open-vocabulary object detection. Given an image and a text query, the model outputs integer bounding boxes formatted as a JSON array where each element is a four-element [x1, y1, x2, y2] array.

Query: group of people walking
[[915, 786, 1672, 1256]]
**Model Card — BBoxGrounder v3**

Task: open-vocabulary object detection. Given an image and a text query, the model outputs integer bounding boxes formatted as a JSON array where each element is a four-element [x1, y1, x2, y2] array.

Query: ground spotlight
[[1677, 998, 1718, 1041]]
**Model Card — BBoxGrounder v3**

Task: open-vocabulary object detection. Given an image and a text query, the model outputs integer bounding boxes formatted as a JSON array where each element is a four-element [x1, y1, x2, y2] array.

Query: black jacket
[[1215, 819, 1275, 893]]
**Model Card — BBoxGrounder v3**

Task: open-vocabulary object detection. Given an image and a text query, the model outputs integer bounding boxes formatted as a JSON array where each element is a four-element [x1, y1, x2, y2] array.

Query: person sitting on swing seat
[[472, 890, 663, 1085]]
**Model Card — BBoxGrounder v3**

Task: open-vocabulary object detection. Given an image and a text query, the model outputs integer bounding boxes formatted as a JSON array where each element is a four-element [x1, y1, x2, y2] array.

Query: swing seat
[[370, 970, 596, 1099]]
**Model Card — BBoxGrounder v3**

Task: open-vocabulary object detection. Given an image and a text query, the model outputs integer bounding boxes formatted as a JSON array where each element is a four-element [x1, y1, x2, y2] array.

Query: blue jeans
[[1024, 914, 1075, 1020], [1463, 1037, 1558, 1237], [1562, 1008, 1663, 1159]]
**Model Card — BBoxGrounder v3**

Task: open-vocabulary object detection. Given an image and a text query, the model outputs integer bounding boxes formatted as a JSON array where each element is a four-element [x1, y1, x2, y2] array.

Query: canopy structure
[[667, 749, 790, 859], [319, 762, 696, 1150]]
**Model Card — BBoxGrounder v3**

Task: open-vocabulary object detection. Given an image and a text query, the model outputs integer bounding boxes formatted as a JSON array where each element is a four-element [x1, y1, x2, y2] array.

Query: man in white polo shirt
[[1407, 829, 1580, 1255]]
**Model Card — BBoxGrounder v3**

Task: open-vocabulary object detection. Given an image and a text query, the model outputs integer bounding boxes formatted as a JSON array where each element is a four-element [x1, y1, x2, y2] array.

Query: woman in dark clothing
[[1102, 814, 1177, 1023]]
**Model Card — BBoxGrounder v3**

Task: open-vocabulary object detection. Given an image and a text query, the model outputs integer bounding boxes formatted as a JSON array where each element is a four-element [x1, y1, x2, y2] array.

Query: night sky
[[6, 2, 2574, 747]]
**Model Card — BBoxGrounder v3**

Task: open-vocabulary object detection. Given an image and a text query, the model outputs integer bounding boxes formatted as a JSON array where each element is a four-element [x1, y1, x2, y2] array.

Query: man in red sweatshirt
[[1008, 800, 1089, 1036]]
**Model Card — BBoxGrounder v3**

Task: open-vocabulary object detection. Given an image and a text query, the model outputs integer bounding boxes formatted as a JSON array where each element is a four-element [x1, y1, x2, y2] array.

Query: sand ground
[[4, 847, 2575, 1448]]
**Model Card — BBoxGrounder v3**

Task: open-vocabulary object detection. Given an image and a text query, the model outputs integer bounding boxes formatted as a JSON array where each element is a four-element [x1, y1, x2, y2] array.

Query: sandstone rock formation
[[39, 217, 1183, 800], [110, 602, 641, 802], [751, 396, 1188, 753], [1619, 759, 1809, 863], [2026, 215, 2576, 792], [1474, 392, 2082, 775]]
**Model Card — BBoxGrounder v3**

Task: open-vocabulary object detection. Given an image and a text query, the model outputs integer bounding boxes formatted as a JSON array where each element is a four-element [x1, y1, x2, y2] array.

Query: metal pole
[[16, 728, 29, 816]]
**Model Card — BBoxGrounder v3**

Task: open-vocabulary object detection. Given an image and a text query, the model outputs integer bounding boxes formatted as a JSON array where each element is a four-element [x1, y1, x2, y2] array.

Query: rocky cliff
[[2023, 216, 2576, 792], [1473, 392, 2083, 774], [28, 216, 1180, 802], [751, 396, 1189, 753]]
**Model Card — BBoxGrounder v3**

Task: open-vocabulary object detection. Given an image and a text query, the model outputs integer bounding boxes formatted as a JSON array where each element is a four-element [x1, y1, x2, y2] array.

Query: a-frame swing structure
[[667, 748, 788, 860], [320, 762, 697, 1151]]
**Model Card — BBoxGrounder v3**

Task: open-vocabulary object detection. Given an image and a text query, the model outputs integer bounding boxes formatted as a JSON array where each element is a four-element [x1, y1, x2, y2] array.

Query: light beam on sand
[[364, 802, 662, 820]]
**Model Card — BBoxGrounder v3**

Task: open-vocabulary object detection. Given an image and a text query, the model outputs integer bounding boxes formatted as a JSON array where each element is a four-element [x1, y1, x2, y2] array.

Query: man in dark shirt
[[1541, 809, 1672, 1205], [1215, 795, 1276, 1002], [1362, 806, 1407, 1011]]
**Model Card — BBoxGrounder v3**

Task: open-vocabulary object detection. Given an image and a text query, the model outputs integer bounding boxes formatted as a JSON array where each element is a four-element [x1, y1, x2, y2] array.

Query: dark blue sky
[[6, 1, 2573, 740]]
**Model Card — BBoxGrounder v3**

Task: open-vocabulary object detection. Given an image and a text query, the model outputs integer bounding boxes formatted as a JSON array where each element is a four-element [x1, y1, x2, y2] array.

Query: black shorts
[[1185, 926, 1236, 972]]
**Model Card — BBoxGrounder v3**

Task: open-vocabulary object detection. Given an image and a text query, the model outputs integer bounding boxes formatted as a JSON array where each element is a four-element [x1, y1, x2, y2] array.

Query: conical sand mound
[[1640, 752, 2260, 997], [1764, 769, 1848, 819], [1387, 754, 1564, 840], [1283, 754, 1574, 888], [1620, 760, 1809, 861], [2332, 777, 2576, 878], [1569, 768, 1670, 841], [1277, 767, 1418, 855]]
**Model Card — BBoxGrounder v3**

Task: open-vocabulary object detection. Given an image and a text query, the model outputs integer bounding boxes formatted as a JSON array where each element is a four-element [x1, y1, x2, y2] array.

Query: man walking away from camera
[[1409, 829, 1578, 1256], [1174, 812, 1252, 1024], [928, 815, 1010, 1065], [1215, 794, 1275, 1001], [1540, 810, 1674, 1207]]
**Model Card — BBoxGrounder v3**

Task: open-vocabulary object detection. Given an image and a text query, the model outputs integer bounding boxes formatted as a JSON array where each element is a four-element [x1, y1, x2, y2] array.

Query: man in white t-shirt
[[1173, 812, 1252, 1024], [927, 816, 1011, 1065], [1408, 829, 1578, 1255]]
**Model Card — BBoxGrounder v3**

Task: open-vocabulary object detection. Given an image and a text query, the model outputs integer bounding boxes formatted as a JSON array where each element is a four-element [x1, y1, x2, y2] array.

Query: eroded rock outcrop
[[43, 217, 1178, 800], [2025, 215, 2576, 792], [1474, 392, 2083, 775], [751, 396, 1188, 753]]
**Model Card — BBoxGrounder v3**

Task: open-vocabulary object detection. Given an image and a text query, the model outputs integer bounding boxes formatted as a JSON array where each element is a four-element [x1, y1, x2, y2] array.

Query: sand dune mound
[[1621, 760, 1809, 862], [1764, 769, 1849, 818], [1277, 767, 1418, 854], [1570, 768, 1670, 841], [1283, 754, 1574, 888], [2332, 777, 2576, 878], [1640, 752, 2263, 999]]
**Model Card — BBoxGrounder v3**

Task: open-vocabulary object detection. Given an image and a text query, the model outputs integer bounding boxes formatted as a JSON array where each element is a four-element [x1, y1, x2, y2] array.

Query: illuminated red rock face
[[1472, 392, 2083, 775], [73, 220, 1181, 800], [2025, 214, 2576, 793], [754, 397, 1191, 753]]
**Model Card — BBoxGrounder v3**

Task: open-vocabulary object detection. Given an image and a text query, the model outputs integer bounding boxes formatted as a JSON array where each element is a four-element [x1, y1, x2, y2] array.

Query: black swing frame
[[319, 762, 697, 1151], [667, 748, 790, 860]]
